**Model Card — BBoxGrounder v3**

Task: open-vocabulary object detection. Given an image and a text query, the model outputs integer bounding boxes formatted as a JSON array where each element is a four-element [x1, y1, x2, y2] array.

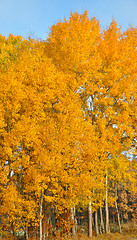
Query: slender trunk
[[40, 190, 44, 240], [105, 173, 109, 234], [70, 206, 76, 236], [43, 220, 46, 240], [26, 224, 29, 240], [100, 206, 105, 234], [115, 184, 122, 234], [88, 197, 92, 237], [113, 214, 116, 232], [45, 219, 49, 239], [13, 230, 17, 240], [74, 205, 77, 233], [95, 210, 99, 236], [11, 224, 16, 240], [121, 213, 124, 223], [36, 226, 39, 240], [46, 221, 49, 238]]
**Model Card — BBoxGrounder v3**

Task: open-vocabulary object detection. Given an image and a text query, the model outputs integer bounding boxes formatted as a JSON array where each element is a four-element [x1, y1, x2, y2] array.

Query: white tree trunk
[[26, 224, 29, 240], [115, 184, 122, 233], [100, 206, 105, 234], [105, 173, 109, 234], [88, 197, 92, 237], [70, 206, 76, 236], [43, 220, 46, 240], [39, 190, 44, 240], [95, 210, 99, 236]]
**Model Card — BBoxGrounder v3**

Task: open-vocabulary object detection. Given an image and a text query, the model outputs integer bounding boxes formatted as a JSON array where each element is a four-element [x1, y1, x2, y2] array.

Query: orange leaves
[[0, 12, 136, 237], [45, 11, 137, 214], [46, 11, 100, 78]]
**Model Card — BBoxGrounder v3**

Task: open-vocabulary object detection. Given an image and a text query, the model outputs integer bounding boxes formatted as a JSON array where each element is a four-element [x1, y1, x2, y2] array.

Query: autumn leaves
[[0, 11, 136, 239]]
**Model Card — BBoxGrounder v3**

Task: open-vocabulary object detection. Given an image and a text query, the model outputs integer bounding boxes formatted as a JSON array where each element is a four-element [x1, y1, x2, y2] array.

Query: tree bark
[[13, 229, 17, 240], [105, 173, 109, 234], [39, 190, 44, 240], [88, 197, 92, 237], [100, 206, 105, 234], [74, 206, 78, 233], [70, 206, 76, 236], [36, 226, 39, 240], [95, 209, 99, 236], [26, 224, 29, 240], [121, 213, 124, 223], [43, 220, 46, 240], [115, 184, 122, 234]]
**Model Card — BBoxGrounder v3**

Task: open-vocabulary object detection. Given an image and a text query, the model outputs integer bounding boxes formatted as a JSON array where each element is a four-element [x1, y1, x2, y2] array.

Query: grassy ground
[[69, 222, 137, 240], [0, 222, 137, 239], [70, 233, 137, 240]]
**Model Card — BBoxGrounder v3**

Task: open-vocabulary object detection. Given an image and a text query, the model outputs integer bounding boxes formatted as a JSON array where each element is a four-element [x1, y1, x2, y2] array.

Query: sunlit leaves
[[0, 11, 136, 237]]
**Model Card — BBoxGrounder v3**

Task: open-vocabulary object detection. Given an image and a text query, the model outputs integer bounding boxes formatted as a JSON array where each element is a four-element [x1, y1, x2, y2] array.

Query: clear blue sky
[[0, 0, 137, 40]]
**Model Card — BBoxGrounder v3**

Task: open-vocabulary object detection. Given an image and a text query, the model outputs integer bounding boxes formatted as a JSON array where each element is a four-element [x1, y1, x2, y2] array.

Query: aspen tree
[[0, 12, 137, 238], [45, 11, 137, 236]]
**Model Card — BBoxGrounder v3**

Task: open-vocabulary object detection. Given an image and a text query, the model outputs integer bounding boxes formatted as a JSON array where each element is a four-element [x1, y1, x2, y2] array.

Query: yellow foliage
[[0, 12, 136, 236]]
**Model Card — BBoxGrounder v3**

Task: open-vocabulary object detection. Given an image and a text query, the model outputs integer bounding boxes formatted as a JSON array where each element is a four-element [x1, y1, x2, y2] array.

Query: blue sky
[[0, 0, 137, 40]]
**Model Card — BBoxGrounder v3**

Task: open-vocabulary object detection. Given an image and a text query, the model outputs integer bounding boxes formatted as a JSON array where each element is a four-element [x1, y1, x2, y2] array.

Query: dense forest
[[0, 11, 136, 240]]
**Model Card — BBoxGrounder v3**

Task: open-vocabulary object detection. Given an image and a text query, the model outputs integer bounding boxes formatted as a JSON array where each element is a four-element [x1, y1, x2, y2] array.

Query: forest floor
[[70, 233, 137, 240], [69, 222, 137, 240], [0, 222, 137, 240]]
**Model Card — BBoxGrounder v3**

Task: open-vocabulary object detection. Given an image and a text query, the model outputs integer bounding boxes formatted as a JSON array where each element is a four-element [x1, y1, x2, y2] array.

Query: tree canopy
[[0, 11, 136, 239]]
